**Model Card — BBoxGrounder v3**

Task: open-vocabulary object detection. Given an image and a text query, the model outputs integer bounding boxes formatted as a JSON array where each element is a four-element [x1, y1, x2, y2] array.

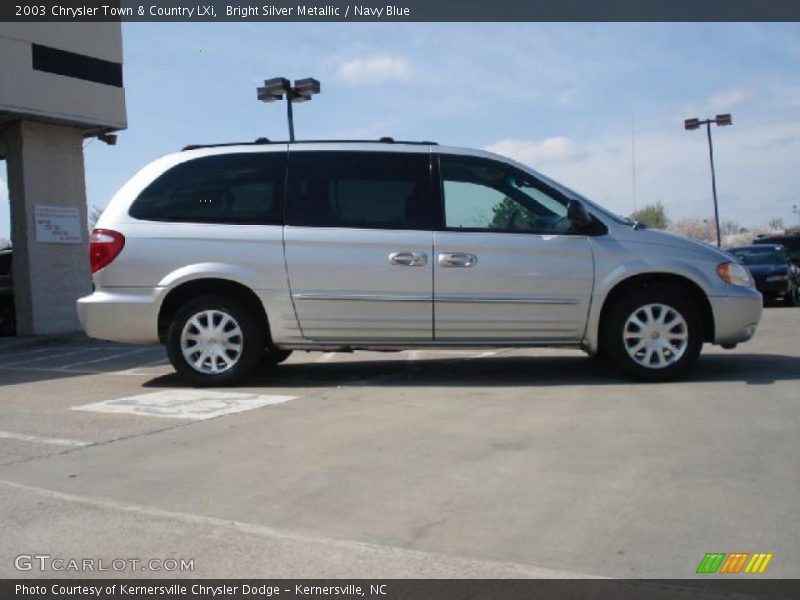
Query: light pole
[[257, 77, 320, 142], [684, 114, 732, 247]]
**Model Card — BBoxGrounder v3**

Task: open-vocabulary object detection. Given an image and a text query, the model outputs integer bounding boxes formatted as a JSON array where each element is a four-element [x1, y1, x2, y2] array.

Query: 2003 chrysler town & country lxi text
[[77, 140, 762, 385]]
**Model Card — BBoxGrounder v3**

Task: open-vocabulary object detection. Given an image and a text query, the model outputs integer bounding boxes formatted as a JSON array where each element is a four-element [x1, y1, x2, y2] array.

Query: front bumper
[[754, 279, 792, 297], [77, 287, 162, 344], [709, 289, 763, 346]]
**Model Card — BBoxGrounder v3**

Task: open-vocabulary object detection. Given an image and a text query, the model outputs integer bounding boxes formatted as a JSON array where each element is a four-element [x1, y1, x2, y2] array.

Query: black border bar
[[4, 580, 800, 600], [3, 0, 800, 22]]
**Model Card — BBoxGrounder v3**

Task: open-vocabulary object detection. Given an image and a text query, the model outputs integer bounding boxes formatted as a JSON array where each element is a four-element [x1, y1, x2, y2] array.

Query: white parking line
[[0, 479, 600, 579], [0, 338, 43, 351], [0, 348, 98, 368], [0, 430, 90, 447], [114, 357, 170, 376], [468, 351, 498, 359], [0, 346, 56, 358], [316, 352, 338, 363], [0, 365, 152, 376], [58, 348, 155, 370]]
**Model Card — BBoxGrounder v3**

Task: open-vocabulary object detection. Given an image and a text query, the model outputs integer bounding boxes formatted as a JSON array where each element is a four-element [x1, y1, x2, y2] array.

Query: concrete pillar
[[5, 120, 91, 335]]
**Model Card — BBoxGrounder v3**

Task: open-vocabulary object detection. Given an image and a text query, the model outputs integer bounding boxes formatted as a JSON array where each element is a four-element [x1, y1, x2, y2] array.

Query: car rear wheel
[[603, 286, 703, 382], [166, 295, 265, 386]]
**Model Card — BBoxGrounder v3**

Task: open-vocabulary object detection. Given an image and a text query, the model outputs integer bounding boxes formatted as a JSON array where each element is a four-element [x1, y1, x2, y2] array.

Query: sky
[[2, 22, 800, 242]]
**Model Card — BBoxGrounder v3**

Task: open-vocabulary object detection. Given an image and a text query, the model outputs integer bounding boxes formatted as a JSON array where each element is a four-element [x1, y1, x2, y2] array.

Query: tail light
[[89, 229, 125, 273]]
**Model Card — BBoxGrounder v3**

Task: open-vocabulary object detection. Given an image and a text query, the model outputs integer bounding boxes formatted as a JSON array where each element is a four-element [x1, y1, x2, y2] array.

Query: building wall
[[0, 22, 126, 335], [5, 121, 92, 334], [0, 22, 126, 131]]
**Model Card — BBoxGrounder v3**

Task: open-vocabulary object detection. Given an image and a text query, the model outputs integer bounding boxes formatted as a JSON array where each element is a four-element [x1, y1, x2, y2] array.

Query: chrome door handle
[[438, 253, 478, 268], [389, 251, 428, 267]]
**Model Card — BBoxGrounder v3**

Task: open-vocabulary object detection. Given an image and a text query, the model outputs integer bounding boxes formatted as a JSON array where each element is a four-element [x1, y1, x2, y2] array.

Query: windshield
[[730, 247, 786, 265], [527, 170, 633, 226]]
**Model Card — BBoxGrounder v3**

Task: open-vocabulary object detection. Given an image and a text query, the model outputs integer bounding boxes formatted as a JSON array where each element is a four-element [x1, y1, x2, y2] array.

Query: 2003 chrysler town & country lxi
[[77, 140, 762, 385]]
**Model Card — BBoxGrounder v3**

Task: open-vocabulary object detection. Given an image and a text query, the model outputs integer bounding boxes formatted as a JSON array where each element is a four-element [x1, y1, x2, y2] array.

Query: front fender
[[583, 236, 724, 354]]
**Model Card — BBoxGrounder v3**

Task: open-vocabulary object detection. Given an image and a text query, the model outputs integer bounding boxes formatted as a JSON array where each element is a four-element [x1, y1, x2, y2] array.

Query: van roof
[[181, 137, 438, 151]]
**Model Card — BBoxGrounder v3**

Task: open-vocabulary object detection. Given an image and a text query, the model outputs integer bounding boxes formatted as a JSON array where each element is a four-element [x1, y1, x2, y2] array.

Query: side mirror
[[567, 199, 592, 230]]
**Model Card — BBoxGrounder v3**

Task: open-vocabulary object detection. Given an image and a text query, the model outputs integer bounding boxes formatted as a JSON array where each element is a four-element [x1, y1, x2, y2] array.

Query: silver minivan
[[78, 140, 762, 385]]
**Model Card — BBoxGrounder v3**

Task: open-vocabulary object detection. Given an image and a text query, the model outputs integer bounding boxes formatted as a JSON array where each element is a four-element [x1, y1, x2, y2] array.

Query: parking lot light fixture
[[257, 77, 320, 142], [683, 113, 733, 247]]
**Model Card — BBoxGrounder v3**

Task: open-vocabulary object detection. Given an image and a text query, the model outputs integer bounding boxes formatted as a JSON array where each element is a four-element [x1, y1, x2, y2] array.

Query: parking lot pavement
[[1, 307, 799, 579]]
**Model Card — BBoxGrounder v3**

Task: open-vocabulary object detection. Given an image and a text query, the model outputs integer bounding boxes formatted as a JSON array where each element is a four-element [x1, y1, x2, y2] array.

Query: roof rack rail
[[182, 138, 271, 151], [181, 138, 437, 151]]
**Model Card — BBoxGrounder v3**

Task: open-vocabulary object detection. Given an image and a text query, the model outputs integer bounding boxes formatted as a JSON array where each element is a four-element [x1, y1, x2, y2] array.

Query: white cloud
[[335, 55, 412, 84], [705, 88, 758, 112], [680, 88, 759, 121], [484, 137, 586, 166], [484, 120, 800, 229]]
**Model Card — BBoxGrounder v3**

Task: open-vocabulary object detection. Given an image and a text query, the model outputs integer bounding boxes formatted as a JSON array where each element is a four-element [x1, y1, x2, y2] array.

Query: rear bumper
[[709, 289, 763, 345], [77, 287, 162, 344]]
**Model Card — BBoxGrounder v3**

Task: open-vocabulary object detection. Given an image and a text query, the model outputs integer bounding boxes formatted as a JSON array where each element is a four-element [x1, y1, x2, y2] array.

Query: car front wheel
[[603, 286, 703, 382], [166, 295, 265, 386]]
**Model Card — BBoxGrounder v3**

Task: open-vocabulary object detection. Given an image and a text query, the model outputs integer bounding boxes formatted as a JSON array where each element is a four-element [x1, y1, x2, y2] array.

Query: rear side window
[[286, 151, 432, 230], [129, 153, 285, 224]]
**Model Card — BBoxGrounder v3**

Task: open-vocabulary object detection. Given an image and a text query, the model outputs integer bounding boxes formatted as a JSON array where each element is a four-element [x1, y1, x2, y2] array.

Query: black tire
[[166, 295, 265, 387], [263, 348, 292, 366], [589, 347, 606, 361], [783, 285, 798, 307], [0, 298, 15, 337], [602, 285, 703, 382]]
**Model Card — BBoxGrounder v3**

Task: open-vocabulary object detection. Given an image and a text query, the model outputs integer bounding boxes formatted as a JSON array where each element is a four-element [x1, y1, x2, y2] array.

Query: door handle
[[389, 251, 428, 267], [438, 253, 478, 268]]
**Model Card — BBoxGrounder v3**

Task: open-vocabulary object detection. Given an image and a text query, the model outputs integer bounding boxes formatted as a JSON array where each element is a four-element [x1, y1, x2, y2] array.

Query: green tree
[[490, 197, 536, 230], [631, 201, 669, 230]]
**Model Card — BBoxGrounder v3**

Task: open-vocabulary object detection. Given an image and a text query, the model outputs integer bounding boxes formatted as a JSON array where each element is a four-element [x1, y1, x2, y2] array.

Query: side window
[[286, 151, 432, 230], [440, 154, 573, 234], [129, 153, 285, 224]]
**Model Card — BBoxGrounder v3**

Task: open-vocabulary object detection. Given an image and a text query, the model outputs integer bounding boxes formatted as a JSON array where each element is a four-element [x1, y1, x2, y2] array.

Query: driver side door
[[433, 153, 595, 341]]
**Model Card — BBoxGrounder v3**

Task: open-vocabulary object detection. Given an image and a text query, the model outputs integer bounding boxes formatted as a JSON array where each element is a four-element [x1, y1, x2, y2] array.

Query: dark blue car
[[727, 244, 799, 307], [0, 247, 13, 336]]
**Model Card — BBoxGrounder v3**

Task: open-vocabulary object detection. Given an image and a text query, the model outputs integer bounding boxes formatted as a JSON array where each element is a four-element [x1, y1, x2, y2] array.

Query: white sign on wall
[[34, 205, 82, 244]]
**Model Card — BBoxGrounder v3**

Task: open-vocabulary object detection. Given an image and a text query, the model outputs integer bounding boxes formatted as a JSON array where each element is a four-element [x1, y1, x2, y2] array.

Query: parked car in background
[[727, 244, 799, 306], [0, 247, 14, 336], [754, 233, 800, 266], [78, 139, 763, 385]]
